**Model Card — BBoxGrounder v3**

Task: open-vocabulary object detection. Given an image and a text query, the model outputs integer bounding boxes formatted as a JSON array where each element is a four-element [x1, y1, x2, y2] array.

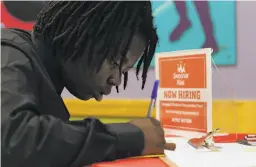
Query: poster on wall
[[1, 1, 236, 66], [155, 48, 212, 137], [152, 1, 236, 66]]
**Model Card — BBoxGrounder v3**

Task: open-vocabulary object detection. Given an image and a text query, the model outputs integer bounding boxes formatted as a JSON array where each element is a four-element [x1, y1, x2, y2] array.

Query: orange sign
[[159, 54, 206, 89], [155, 49, 212, 136], [160, 101, 207, 132]]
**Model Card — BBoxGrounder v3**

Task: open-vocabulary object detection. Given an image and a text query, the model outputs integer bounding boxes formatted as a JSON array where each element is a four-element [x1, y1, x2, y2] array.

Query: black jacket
[[1, 28, 144, 167]]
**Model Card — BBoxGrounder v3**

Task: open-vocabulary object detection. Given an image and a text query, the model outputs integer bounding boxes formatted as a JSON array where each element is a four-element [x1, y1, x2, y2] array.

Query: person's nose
[[107, 71, 122, 86]]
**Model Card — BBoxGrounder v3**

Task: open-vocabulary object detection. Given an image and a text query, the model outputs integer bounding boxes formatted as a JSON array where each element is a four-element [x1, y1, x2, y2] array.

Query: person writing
[[1, 2, 175, 167]]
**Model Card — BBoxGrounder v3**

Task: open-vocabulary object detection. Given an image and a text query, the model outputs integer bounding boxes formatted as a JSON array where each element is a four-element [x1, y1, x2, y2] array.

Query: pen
[[147, 80, 159, 118]]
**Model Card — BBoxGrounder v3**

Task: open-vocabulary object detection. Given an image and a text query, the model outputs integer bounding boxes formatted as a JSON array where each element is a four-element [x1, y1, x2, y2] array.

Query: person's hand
[[129, 118, 176, 155]]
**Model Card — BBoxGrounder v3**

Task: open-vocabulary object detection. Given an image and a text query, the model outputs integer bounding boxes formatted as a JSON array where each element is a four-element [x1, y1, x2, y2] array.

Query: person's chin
[[74, 94, 92, 101], [74, 93, 104, 102], [94, 92, 103, 102]]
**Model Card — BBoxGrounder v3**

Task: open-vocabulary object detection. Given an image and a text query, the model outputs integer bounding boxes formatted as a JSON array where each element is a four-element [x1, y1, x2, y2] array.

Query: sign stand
[[155, 48, 213, 138]]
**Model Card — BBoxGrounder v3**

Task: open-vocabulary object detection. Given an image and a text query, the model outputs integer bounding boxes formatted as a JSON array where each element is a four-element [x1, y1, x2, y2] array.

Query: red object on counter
[[213, 133, 254, 143], [91, 157, 168, 167], [165, 132, 255, 143]]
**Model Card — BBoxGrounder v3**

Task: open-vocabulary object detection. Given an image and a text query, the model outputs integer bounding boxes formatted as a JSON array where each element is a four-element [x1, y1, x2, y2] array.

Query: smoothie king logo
[[173, 61, 189, 86]]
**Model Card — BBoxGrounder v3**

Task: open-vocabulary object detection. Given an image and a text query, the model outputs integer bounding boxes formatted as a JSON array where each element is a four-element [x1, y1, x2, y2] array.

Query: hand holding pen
[[129, 80, 176, 155]]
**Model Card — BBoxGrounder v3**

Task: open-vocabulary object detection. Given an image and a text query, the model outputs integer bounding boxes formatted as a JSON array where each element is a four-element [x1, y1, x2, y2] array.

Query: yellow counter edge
[[65, 99, 256, 133]]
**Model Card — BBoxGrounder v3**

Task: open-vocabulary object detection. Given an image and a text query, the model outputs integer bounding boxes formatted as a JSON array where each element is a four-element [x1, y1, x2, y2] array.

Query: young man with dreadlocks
[[1, 2, 176, 167]]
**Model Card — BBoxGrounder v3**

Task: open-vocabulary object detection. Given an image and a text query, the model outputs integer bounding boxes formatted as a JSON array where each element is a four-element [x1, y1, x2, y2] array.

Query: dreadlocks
[[34, 1, 158, 90]]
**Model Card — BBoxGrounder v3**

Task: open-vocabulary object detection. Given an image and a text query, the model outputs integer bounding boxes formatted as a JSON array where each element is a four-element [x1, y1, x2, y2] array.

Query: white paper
[[165, 138, 256, 167]]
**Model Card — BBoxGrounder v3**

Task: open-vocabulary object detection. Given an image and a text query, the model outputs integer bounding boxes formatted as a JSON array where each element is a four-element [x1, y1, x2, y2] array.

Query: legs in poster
[[170, 1, 219, 54]]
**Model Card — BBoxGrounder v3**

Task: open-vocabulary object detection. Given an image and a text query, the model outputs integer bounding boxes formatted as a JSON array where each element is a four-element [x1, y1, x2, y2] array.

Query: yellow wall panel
[[65, 99, 256, 133]]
